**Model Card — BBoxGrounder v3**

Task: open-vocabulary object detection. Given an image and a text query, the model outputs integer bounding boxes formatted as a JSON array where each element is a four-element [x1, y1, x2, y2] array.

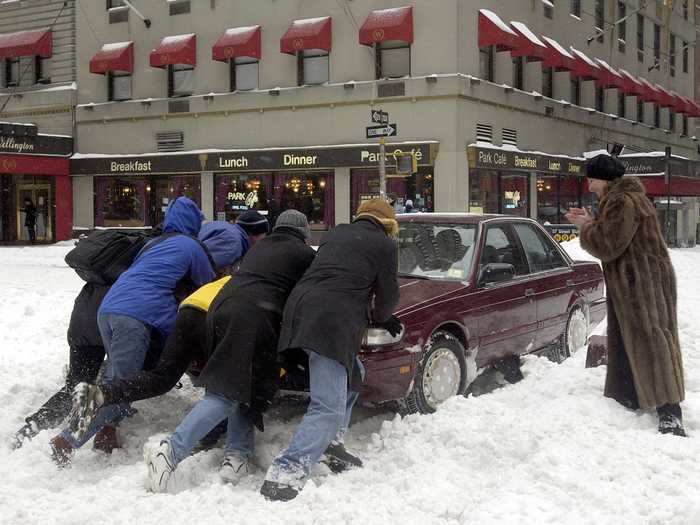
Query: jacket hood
[[198, 221, 249, 269], [163, 197, 204, 236]]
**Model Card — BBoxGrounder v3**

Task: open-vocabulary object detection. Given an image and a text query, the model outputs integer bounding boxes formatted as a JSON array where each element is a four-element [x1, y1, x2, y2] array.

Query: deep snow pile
[[0, 241, 699, 525]]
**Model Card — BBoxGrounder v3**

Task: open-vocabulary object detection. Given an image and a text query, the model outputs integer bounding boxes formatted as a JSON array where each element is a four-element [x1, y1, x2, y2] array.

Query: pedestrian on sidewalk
[[261, 198, 401, 502], [566, 154, 686, 436]]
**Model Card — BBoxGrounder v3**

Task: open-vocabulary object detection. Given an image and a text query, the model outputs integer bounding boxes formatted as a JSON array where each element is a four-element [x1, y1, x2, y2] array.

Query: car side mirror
[[478, 262, 515, 286]]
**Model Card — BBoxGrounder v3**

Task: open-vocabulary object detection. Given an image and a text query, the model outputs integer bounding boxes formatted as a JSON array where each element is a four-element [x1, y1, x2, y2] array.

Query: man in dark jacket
[[261, 199, 401, 501], [145, 210, 316, 493], [23, 198, 37, 243], [50, 197, 216, 464]]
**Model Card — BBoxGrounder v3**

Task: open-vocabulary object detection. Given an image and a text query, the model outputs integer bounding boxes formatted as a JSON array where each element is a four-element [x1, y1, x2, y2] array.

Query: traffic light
[[394, 151, 417, 175]]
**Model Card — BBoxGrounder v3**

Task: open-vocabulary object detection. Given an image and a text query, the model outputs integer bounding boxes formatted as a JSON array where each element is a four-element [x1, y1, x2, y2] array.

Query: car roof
[[397, 213, 536, 225]]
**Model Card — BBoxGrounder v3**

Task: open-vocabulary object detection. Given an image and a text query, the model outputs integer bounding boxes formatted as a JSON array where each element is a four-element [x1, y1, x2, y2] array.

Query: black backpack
[[65, 230, 151, 285]]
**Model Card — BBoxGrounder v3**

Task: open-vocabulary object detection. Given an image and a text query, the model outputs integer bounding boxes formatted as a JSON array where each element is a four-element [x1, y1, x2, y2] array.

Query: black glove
[[241, 397, 273, 432], [376, 315, 402, 337]]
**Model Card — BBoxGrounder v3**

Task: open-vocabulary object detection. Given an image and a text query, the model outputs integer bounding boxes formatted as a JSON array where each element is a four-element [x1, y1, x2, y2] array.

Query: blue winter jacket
[[198, 221, 250, 271], [99, 197, 216, 337]]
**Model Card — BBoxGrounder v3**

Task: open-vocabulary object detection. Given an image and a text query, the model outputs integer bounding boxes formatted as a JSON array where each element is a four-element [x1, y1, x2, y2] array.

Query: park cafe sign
[[468, 145, 584, 175]]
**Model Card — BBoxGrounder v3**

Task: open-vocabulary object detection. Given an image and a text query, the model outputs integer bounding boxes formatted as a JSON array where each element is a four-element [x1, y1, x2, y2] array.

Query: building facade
[[0, 0, 76, 243], [71, 0, 700, 245]]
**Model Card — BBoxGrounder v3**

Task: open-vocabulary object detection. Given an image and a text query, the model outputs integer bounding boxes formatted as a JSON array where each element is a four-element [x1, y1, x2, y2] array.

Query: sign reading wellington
[[366, 123, 397, 138]]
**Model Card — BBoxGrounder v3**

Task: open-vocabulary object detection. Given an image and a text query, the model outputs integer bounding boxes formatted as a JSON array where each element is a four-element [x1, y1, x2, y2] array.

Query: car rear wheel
[[403, 331, 468, 414], [553, 305, 588, 363]]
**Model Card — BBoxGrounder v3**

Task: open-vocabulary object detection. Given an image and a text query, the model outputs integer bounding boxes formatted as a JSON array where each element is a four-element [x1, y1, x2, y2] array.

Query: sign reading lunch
[[469, 146, 585, 175]]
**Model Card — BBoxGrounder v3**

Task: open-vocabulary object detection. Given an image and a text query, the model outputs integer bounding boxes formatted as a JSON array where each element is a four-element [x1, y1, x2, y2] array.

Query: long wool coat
[[580, 177, 684, 409]]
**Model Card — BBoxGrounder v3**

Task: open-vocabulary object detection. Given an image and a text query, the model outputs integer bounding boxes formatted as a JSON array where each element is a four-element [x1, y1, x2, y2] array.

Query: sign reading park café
[[468, 145, 584, 175], [71, 142, 438, 175]]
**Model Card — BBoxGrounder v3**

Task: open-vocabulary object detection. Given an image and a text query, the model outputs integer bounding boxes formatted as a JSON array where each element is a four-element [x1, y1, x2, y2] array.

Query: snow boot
[[219, 454, 255, 483], [93, 425, 119, 453], [260, 480, 299, 502], [321, 441, 363, 474], [68, 382, 104, 440], [49, 435, 73, 467], [145, 440, 177, 493], [657, 403, 687, 437], [494, 355, 524, 384], [12, 420, 40, 450]]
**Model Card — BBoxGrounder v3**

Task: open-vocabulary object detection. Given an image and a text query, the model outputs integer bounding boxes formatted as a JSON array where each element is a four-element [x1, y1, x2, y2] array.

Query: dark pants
[[100, 308, 206, 406], [27, 226, 36, 243], [25, 344, 105, 430]]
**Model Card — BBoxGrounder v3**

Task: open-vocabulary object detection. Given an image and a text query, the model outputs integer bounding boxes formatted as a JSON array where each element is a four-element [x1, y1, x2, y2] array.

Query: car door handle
[[566, 279, 574, 287], [524, 288, 535, 297]]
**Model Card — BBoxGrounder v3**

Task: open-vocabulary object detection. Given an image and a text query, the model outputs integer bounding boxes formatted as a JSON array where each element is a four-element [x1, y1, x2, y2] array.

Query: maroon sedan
[[355, 214, 606, 414]]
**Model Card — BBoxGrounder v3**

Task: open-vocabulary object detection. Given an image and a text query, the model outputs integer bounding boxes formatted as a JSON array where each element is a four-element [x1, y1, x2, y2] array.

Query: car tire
[[553, 304, 588, 363], [403, 331, 468, 415]]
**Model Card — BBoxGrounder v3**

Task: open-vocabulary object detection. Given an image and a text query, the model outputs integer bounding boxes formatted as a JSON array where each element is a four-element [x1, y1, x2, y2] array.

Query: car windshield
[[397, 222, 477, 281]]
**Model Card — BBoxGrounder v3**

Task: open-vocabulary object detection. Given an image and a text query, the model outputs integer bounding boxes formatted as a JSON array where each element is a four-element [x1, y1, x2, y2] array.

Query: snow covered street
[[1, 241, 699, 525]]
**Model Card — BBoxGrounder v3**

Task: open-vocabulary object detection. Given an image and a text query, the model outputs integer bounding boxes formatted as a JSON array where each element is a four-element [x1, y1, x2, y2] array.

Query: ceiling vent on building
[[476, 123, 493, 143], [108, 6, 129, 24], [502, 128, 518, 147], [168, 99, 190, 114], [156, 130, 185, 152], [168, 0, 191, 15], [377, 81, 405, 98]]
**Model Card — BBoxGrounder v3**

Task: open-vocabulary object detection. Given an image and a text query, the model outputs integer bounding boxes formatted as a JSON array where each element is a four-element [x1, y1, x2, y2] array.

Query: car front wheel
[[403, 331, 468, 414]]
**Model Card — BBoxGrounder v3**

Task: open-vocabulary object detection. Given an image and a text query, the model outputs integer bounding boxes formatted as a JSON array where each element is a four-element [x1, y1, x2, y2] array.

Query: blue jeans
[[60, 313, 151, 448], [168, 392, 254, 466], [266, 351, 362, 488]]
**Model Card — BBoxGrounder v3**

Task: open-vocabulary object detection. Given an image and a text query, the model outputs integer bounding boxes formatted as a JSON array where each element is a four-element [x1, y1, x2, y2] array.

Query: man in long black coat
[[144, 210, 316, 493], [262, 198, 401, 501]]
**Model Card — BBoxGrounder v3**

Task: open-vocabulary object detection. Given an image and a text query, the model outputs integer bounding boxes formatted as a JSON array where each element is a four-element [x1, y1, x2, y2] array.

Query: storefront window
[[215, 171, 334, 229], [350, 168, 434, 217], [469, 171, 529, 217], [537, 175, 558, 223], [559, 175, 583, 223], [468, 170, 498, 214], [500, 173, 529, 217], [95, 177, 148, 227]]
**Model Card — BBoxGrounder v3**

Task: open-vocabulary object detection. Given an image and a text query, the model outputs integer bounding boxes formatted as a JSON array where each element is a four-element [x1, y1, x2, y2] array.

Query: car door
[[511, 222, 574, 350], [472, 223, 537, 365]]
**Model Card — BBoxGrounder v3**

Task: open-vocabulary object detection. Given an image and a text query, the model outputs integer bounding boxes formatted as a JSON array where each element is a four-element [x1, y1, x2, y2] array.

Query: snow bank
[[1, 244, 699, 524]]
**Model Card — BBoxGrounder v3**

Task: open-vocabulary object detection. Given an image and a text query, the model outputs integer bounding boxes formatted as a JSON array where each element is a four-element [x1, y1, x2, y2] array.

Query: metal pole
[[665, 146, 672, 245], [379, 137, 386, 198]]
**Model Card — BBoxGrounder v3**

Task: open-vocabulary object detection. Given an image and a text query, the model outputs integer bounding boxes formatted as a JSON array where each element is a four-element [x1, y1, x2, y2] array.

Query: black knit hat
[[236, 210, 269, 236], [585, 154, 625, 181]]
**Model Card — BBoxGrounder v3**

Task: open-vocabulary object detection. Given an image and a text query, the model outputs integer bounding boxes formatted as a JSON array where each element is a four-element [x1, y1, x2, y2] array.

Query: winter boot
[[68, 383, 104, 440], [657, 403, 687, 437], [321, 440, 363, 474], [12, 420, 40, 450], [219, 454, 255, 483], [494, 355, 524, 384], [93, 425, 119, 453], [260, 480, 299, 502], [49, 435, 74, 467], [145, 440, 177, 493]]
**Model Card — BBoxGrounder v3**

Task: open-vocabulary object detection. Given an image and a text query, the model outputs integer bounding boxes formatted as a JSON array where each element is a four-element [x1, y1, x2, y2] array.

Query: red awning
[[359, 6, 412, 46], [212, 25, 261, 62], [618, 68, 644, 96], [89, 42, 134, 75], [509, 21, 548, 61], [541, 36, 574, 71], [0, 29, 52, 59], [594, 59, 624, 89], [280, 16, 332, 54], [654, 84, 675, 108], [669, 92, 688, 114], [149, 33, 197, 68], [637, 77, 663, 104], [569, 47, 602, 81], [477, 10, 518, 51], [684, 98, 700, 117]]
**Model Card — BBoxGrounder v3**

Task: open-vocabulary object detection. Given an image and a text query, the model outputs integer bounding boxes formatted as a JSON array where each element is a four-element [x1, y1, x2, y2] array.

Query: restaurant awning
[[618, 68, 645, 97], [477, 10, 518, 51], [509, 21, 548, 61], [0, 29, 52, 59], [149, 33, 197, 68], [89, 42, 134, 74], [594, 59, 624, 89], [569, 47, 602, 81], [540, 36, 574, 71], [636, 77, 663, 104], [280, 16, 332, 54], [212, 25, 261, 62], [359, 6, 412, 46]]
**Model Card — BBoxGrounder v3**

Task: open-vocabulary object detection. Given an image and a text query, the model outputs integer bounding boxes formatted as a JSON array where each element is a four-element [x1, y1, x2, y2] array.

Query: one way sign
[[371, 109, 389, 124], [366, 123, 397, 138]]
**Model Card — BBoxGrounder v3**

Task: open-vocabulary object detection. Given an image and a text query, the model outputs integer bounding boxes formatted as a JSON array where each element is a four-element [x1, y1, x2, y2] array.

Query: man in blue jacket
[[50, 197, 216, 464]]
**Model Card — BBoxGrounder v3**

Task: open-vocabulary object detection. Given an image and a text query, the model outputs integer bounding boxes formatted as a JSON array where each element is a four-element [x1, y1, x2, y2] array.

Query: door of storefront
[[16, 184, 52, 242]]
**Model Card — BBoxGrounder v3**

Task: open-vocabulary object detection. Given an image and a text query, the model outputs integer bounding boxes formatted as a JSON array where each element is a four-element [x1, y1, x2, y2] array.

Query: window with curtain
[[379, 43, 410, 79], [109, 71, 132, 101], [4, 58, 19, 87], [169, 64, 194, 97], [571, 77, 581, 106], [230, 58, 259, 91], [512, 56, 524, 90], [300, 50, 329, 85]]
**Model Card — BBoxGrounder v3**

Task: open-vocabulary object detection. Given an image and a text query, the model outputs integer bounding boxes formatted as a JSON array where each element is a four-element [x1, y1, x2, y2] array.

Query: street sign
[[366, 123, 397, 138], [370, 109, 389, 125]]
